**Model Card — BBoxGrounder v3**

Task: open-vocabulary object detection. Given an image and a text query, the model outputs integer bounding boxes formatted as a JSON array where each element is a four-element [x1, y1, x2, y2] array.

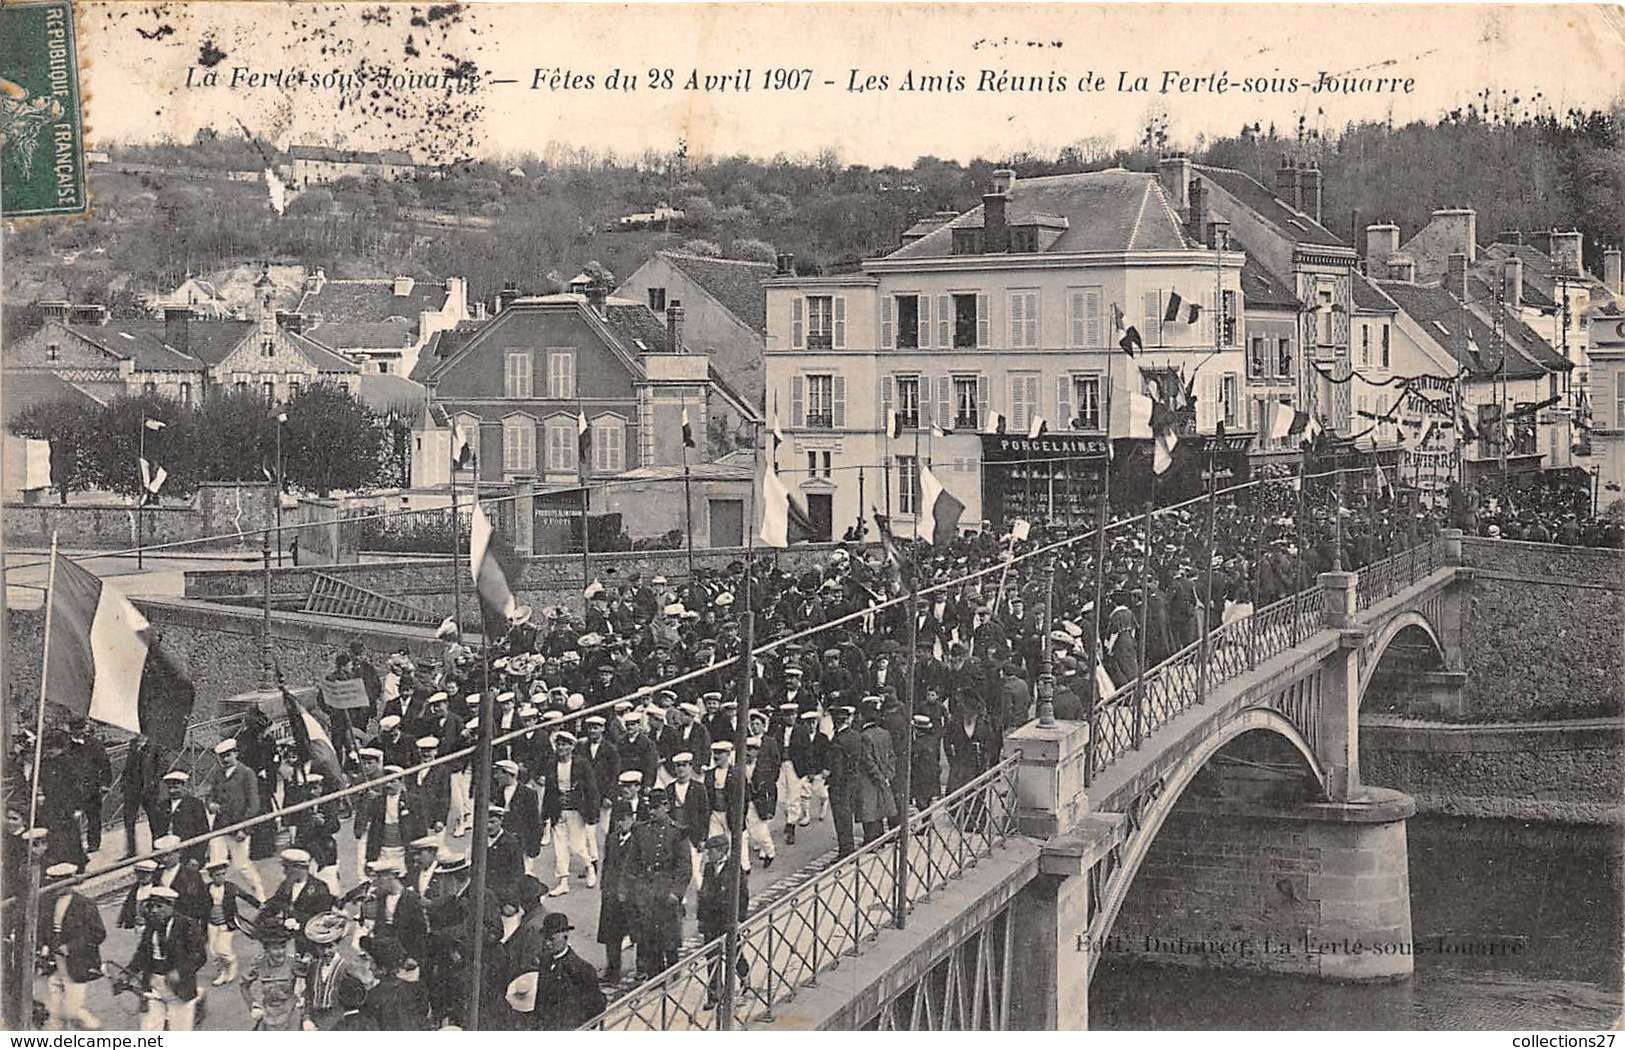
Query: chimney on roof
[[1604, 248, 1622, 296], [1188, 176, 1208, 246], [1388, 255, 1416, 283], [1430, 209, 1477, 264], [1301, 163, 1323, 224], [1496, 230, 1523, 246], [584, 280, 609, 319], [497, 280, 519, 314], [392, 276, 415, 297], [40, 300, 70, 323], [1207, 218, 1231, 252], [276, 310, 308, 335], [666, 302, 685, 354], [1366, 223, 1400, 274], [1275, 157, 1300, 210], [1501, 257, 1523, 312], [1549, 230, 1583, 277], [774, 253, 795, 276], [164, 306, 193, 356], [1446, 253, 1469, 302], [1158, 155, 1191, 217], [305, 267, 327, 293], [982, 169, 1015, 254]]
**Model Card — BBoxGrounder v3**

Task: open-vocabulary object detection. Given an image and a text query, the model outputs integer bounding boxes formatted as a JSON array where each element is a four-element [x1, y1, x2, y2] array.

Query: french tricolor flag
[[469, 500, 516, 627], [45, 556, 194, 749]]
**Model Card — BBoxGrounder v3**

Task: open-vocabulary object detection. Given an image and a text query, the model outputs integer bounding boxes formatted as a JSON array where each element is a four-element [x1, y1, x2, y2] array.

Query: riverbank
[[1359, 716, 1624, 825]]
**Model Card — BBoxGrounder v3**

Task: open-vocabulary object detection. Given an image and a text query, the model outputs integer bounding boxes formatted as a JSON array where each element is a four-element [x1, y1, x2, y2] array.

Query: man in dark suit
[[355, 774, 427, 864], [628, 789, 689, 977], [40, 861, 106, 1030], [696, 834, 750, 1010], [264, 848, 336, 933], [826, 707, 862, 858], [580, 716, 621, 840], [483, 806, 527, 892], [152, 772, 210, 868], [512, 913, 606, 1029], [124, 887, 206, 1031], [119, 733, 165, 858], [741, 736, 779, 869], [63, 719, 111, 856], [664, 752, 709, 887], [364, 858, 429, 964], [491, 760, 544, 878], [616, 714, 661, 790]]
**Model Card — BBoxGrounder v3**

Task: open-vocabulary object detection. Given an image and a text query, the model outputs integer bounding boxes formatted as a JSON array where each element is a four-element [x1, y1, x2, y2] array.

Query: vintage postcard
[[1, 1, 1621, 1036]]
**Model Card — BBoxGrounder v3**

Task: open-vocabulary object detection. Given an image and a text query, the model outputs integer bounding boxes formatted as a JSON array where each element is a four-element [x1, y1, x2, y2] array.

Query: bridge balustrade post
[[1319, 569, 1357, 628], [1442, 527, 1463, 565], [511, 474, 537, 556]]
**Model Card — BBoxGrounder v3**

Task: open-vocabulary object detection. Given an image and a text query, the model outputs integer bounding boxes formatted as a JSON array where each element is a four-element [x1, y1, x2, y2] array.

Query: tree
[[11, 397, 99, 503], [80, 394, 194, 500], [279, 384, 384, 497], [729, 238, 777, 263], [193, 388, 279, 485], [680, 238, 722, 258]]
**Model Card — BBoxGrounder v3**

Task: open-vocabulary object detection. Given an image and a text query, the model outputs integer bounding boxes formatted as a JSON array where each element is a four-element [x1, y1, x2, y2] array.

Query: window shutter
[[831, 374, 846, 428], [791, 297, 805, 349], [1069, 291, 1086, 347], [1056, 376, 1074, 429], [1196, 372, 1219, 432], [503, 423, 516, 469], [881, 296, 894, 350], [1085, 287, 1103, 347], [1026, 292, 1040, 348], [935, 376, 951, 431], [976, 374, 990, 423], [976, 292, 990, 348], [1142, 290, 1161, 347], [791, 375, 805, 427], [917, 295, 931, 350], [1009, 376, 1028, 431], [833, 297, 847, 349], [561, 352, 573, 398], [1008, 293, 1026, 348], [936, 295, 952, 348], [880, 375, 894, 430]]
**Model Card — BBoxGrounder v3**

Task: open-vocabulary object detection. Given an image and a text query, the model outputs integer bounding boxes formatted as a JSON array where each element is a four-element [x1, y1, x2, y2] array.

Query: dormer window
[[262, 337, 275, 357], [952, 229, 983, 255], [1010, 228, 1039, 253]]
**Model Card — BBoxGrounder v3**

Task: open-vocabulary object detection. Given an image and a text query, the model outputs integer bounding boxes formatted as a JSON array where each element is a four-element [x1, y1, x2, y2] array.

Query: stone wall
[[6, 598, 439, 718], [3, 482, 276, 552], [182, 542, 858, 618], [1359, 716, 1624, 824], [1453, 538, 1624, 721]]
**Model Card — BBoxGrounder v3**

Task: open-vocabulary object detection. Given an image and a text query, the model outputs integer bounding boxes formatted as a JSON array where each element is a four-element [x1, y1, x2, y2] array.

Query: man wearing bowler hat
[[505, 912, 605, 1029]]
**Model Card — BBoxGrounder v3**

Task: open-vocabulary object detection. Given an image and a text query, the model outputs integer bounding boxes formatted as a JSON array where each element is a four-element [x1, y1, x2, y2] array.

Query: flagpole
[[275, 410, 285, 567], [894, 568, 918, 930], [20, 535, 59, 1026], [451, 443, 464, 639], [1086, 355, 1112, 788], [579, 399, 592, 613], [1132, 488, 1153, 750], [1198, 439, 1219, 704], [681, 410, 695, 586], [465, 637, 495, 1030], [137, 416, 145, 571]]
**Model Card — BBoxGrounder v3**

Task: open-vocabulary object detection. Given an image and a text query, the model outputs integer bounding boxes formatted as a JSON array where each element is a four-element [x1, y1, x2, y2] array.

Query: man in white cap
[[705, 742, 750, 872], [542, 732, 600, 895], [406, 737, 451, 835], [124, 885, 205, 1031], [197, 857, 244, 986], [154, 771, 209, 867], [741, 736, 779, 869], [210, 738, 266, 899], [40, 861, 105, 1030], [657, 704, 711, 787], [265, 847, 336, 930], [491, 759, 543, 880]]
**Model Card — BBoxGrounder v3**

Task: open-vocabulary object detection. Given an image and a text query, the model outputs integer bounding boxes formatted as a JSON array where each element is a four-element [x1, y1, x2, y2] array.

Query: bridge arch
[[1358, 609, 1449, 708], [1088, 708, 1327, 966]]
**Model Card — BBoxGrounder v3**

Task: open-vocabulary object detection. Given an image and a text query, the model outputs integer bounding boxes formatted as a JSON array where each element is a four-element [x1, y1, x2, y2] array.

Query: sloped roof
[[3, 370, 101, 426], [283, 330, 361, 373], [410, 321, 483, 382], [296, 279, 448, 335], [62, 319, 229, 371], [1375, 280, 1548, 380], [1464, 277, 1573, 372], [1239, 251, 1300, 310], [1351, 271, 1399, 313], [357, 372, 429, 414], [304, 319, 415, 351], [1192, 164, 1346, 248], [884, 171, 1192, 260], [603, 302, 672, 353], [659, 253, 774, 334], [1479, 242, 1613, 311]]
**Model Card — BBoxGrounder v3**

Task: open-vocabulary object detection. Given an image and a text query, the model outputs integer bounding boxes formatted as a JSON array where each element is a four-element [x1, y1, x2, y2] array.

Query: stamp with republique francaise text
[[0, 0, 87, 219]]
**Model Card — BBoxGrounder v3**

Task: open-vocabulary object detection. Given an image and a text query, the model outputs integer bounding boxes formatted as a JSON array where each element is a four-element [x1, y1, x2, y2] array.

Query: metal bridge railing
[[1089, 538, 1446, 775], [581, 754, 1023, 1031], [96, 714, 246, 830]]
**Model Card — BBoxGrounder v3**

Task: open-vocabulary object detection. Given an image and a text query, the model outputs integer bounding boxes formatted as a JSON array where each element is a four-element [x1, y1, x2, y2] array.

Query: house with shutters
[[761, 167, 1248, 539], [414, 283, 758, 543]]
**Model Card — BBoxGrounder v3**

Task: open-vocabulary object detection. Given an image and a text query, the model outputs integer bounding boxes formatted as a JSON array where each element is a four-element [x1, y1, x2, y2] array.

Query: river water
[[1091, 815, 1623, 1030]]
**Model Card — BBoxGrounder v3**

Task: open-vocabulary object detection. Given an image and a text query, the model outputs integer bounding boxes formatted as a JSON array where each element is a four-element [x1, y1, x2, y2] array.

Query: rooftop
[[296, 278, 452, 336], [1375, 280, 1549, 381], [658, 253, 775, 334], [3, 370, 102, 426], [1239, 250, 1301, 310], [1192, 164, 1347, 248]]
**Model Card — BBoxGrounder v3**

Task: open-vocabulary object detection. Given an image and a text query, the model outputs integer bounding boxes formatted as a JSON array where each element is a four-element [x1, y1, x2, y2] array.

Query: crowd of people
[[1463, 479, 1624, 547], [7, 471, 1465, 1032]]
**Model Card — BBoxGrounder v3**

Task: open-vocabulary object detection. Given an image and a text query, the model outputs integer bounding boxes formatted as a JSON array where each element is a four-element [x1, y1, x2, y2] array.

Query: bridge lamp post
[[1036, 556, 1056, 727]]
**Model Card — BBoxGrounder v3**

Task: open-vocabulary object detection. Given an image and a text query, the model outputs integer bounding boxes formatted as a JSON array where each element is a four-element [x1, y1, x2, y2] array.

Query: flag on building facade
[[1163, 291, 1184, 324], [1186, 303, 1202, 324], [769, 402, 785, 453], [916, 463, 965, 546], [760, 466, 817, 548], [469, 501, 516, 624], [681, 408, 696, 449], [451, 421, 476, 469], [1119, 326, 1143, 355], [886, 411, 903, 440], [1027, 415, 1047, 439], [577, 410, 591, 461], [43, 556, 194, 749], [1111, 366, 1155, 441], [982, 411, 1005, 435]]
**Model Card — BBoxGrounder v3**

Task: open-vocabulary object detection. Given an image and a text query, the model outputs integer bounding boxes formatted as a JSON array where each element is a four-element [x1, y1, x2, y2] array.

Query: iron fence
[[1354, 538, 1444, 612], [97, 713, 252, 830], [581, 753, 1022, 1031]]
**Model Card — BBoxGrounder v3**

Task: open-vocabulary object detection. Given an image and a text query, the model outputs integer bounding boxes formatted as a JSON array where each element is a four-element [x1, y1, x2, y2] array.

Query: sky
[[73, 2, 1625, 166]]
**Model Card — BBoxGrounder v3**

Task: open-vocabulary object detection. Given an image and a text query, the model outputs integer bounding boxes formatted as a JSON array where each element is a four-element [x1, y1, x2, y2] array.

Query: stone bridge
[[588, 532, 1496, 1030]]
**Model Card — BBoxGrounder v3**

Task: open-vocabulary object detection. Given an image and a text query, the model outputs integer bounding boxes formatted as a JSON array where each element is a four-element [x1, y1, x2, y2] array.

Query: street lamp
[[273, 404, 287, 566]]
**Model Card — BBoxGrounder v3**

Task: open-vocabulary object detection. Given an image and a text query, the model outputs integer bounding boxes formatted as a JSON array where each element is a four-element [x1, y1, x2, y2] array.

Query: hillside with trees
[[4, 101, 1619, 333]]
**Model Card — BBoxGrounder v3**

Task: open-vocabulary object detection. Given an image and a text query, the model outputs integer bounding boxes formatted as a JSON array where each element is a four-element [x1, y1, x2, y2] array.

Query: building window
[[46, 342, 60, 362], [1221, 374, 1239, 429], [591, 416, 624, 473], [1073, 375, 1103, 430], [544, 418, 576, 473], [952, 293, 985, 349], [262, 338, 275, 357], [897, 455, 920, 514], [952, 229, 982, 255], [1616, 372, 1625, 430], [179, 382, 192, 406], [1008, 371, 1040, 433], [896, 375, 921, 429], [1277, 337, 1293, 378], [805, 374, 835, 428], [377, 362, 391, 375], [953, 376, 980, 429], [821, 451, 832, 478], [1010, 228, 1039, 253], [1009, 290, 1039, 349], [807, 296, 834, 350], [1221, 290, 1237, 346], [234, 380, 249, 396], [1249, 337, 1267, 379], [263, 380, 276, 404], [1360, 324, 1371, 367], [1068, 287, 1104, 348], [648, 287, 666, 313], [505, 350, 533, 398], [1381, 325, 1391, 369], [288, 378, 301, 399], [1141, 291, 1163, 347], [504, 417, 536, 472], [807, 451, 818, 479], [545, 350, 574, 399], [895, 296, 920, 349]]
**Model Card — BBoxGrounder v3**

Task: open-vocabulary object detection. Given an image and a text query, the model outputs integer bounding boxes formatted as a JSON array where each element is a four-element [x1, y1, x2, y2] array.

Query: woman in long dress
[[241, 923, 305, 1031]]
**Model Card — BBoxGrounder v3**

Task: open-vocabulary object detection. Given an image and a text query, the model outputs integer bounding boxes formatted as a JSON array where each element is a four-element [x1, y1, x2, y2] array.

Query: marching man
[[40, 861, 105, 1031]]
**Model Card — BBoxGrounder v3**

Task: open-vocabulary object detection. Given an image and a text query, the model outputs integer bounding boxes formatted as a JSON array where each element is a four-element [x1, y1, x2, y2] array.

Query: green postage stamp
[[0, 0, 87, 218]]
